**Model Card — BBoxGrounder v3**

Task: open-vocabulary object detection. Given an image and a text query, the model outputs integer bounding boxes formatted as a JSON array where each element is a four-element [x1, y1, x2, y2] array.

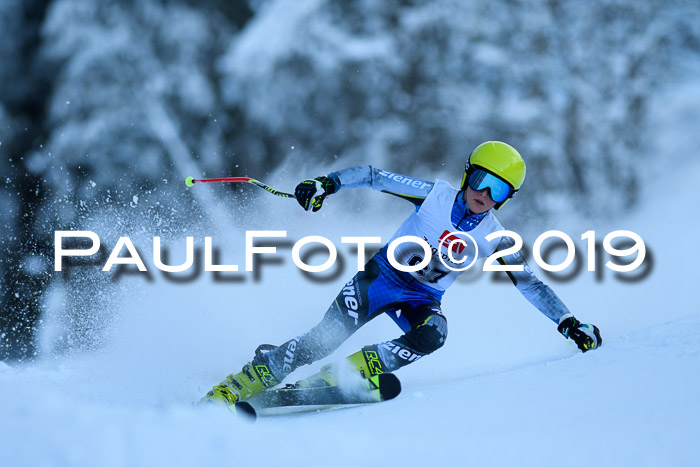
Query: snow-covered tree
[[2, 0, 700, 360], [219, 0, 700, 221]]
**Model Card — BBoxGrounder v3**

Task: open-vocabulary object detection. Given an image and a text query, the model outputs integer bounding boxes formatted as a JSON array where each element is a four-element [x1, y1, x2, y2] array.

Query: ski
[[198, 396, 258, 421], [248, 373, 401, 416], [233, 401, 257, 421]]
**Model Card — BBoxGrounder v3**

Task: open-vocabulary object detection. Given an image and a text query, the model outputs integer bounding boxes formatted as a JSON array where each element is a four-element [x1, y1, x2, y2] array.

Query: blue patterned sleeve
[[493, 235, 573, 324], [328, 166, 434, 206]]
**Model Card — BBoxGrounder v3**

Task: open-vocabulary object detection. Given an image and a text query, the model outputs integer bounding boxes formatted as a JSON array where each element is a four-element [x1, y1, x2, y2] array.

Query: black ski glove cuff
[[295, 176, 339, 212], [557, 316, 602, 353]]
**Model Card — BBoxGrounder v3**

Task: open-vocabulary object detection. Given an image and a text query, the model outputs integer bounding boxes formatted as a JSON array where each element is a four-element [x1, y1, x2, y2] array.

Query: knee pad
[[404, 314, 447, 354], [374, 315, 448, 372]]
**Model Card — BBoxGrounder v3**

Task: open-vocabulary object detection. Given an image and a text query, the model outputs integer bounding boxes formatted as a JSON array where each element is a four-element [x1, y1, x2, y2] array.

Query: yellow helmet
[[460, 141, 526, 210]]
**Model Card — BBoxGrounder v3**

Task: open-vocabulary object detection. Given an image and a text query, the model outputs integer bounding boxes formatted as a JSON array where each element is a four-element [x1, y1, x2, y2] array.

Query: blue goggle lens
[[468, 169, 511, 203]]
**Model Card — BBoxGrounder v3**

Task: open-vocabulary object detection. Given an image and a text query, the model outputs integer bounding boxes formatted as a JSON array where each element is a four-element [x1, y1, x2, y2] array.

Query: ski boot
[[288, 346, 386, 390], [199, 345, 280, 410], [346, 346, 385, 378]]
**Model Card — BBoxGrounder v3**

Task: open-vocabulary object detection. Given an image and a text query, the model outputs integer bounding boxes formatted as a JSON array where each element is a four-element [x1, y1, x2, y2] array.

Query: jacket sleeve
[[492, 234, 573, 324], [328, 166, 434, 207]]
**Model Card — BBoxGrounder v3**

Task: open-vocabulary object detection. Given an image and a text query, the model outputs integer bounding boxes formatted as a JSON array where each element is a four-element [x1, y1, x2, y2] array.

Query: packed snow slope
[[2, 157, 699, 467], [2, 313, 699, 467]]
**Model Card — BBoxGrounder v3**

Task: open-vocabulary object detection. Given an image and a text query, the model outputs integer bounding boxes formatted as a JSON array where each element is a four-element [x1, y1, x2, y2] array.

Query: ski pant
[[257, 258, 448, 382]]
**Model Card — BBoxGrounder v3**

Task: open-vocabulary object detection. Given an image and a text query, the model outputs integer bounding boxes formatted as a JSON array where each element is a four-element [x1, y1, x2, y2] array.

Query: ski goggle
[[467, 169, 512, 203]]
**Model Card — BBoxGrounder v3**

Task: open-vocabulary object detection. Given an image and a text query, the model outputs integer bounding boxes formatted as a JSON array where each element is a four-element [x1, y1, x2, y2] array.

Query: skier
[[201, 141, 602, 408]]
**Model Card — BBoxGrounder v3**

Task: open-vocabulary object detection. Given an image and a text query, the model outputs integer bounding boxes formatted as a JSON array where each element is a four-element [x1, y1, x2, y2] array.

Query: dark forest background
[[1, 0, 699, 360]]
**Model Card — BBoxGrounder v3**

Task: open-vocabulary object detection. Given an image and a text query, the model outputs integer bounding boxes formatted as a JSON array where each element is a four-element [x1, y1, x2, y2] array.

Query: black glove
[[294, 176, 338, 212], [557, 316, 602, 352]]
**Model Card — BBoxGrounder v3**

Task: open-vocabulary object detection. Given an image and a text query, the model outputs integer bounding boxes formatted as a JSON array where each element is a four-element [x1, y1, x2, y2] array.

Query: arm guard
[[494, 235, 573, 324], [328, 166, 434, 206]]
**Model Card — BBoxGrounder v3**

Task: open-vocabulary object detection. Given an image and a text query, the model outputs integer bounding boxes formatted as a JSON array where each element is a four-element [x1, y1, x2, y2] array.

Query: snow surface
[[2, 153, 699, 467], [3, 94, 700, 466], [3, 2, 700, 465]]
